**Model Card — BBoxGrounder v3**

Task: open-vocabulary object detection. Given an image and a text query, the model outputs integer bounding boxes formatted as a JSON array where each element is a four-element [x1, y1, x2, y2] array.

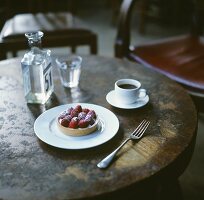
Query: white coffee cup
[[115, 79, 146, 104]]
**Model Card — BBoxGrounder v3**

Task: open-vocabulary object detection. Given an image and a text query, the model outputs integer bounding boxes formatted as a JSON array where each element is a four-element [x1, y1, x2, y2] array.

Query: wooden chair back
[[0, 0, 97, 59]]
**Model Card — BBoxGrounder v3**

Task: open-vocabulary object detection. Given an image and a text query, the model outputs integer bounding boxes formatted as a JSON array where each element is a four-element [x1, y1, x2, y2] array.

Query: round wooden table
[[0, 55, 197, 200]]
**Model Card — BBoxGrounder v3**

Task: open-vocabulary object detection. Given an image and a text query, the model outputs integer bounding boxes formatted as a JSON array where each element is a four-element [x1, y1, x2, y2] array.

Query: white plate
[[34, 103, 119, 149], [106, 90, 149, 109]]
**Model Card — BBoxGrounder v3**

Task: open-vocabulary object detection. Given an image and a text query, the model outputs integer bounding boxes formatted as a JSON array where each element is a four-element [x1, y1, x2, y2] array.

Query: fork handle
[[97, 138, 131, 169]]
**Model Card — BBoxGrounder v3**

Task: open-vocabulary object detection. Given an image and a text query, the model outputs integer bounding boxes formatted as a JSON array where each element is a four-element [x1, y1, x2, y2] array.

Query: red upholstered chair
[[115, 0, 204, 110]]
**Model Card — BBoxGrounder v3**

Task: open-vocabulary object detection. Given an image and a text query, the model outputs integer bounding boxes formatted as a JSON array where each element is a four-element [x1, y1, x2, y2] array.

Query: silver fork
[[97, 120, 150, 169]]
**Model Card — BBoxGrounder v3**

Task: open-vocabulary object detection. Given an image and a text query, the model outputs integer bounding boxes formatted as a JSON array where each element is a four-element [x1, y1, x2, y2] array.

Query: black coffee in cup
[[118, 84, 137, 89]]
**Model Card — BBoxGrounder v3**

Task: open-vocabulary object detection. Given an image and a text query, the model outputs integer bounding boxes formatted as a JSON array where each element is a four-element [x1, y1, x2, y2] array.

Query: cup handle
[[138, 88, 147, 99]]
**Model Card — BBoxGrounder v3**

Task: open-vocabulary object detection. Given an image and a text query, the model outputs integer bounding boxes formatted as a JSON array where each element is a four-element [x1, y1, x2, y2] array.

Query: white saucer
[[106, 90, 149, 109]]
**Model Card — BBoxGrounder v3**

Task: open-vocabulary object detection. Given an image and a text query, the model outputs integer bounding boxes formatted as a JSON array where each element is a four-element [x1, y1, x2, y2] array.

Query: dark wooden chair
[[0, 0, 97, 60], [115, 0, 204, 111]]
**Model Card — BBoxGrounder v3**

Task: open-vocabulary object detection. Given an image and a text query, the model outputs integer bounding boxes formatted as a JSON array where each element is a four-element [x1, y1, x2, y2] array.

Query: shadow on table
[[37, 125, 124, 160], [27, 93, 60, 118]]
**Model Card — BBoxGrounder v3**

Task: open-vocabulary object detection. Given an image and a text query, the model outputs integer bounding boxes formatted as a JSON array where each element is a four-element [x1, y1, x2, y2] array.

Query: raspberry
[[58, 110, 67, 119], [67, 107, 73, 115], [74, 105, 82, 113], [60, 118, 70, 127], [69, 117, 78, 129], [58, 114, 65, 120], [82, 108, 89, 114], [87, 110, 96, 119], [85, 115, 95, 124], [70, 109, 79, 118], [65, 115, 72, 121], [78, 112, 87, 120], [78, 119, 89, 128], [85, 115, 90, 121]]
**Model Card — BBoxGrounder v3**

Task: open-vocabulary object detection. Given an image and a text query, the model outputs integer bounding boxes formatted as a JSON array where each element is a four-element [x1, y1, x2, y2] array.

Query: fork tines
[[132, 120, 150, 138]]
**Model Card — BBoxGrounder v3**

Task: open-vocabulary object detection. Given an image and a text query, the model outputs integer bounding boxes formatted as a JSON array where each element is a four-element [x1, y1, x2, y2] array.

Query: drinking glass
[[56, 56, 82, 88]]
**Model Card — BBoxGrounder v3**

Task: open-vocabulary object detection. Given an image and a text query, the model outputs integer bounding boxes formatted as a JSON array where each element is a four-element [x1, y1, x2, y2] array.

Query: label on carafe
[[43, 62, 53, 93]]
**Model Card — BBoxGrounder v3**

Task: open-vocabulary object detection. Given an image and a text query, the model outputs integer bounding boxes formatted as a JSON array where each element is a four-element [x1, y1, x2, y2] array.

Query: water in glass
[[56, 56, 82, 88]]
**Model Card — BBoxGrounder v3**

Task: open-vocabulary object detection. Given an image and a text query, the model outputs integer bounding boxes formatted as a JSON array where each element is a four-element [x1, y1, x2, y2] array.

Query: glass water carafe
[[21, 31, 54, 104]]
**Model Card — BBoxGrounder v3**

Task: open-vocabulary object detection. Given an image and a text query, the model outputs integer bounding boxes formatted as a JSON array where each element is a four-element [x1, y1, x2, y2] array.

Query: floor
[[17, 2, 204, 199]]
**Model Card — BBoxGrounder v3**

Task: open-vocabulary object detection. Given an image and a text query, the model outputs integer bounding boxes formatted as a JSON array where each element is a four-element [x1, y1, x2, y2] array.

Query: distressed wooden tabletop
[[0, 55, 197, 200]]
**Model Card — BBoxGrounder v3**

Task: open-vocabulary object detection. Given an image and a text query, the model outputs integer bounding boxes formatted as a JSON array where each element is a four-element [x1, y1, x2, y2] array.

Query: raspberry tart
[[57, 104, 99, 136]]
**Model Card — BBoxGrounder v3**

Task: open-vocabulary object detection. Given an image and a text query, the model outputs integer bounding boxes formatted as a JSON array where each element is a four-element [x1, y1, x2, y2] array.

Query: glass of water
[[56, 55, 82, 88]]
